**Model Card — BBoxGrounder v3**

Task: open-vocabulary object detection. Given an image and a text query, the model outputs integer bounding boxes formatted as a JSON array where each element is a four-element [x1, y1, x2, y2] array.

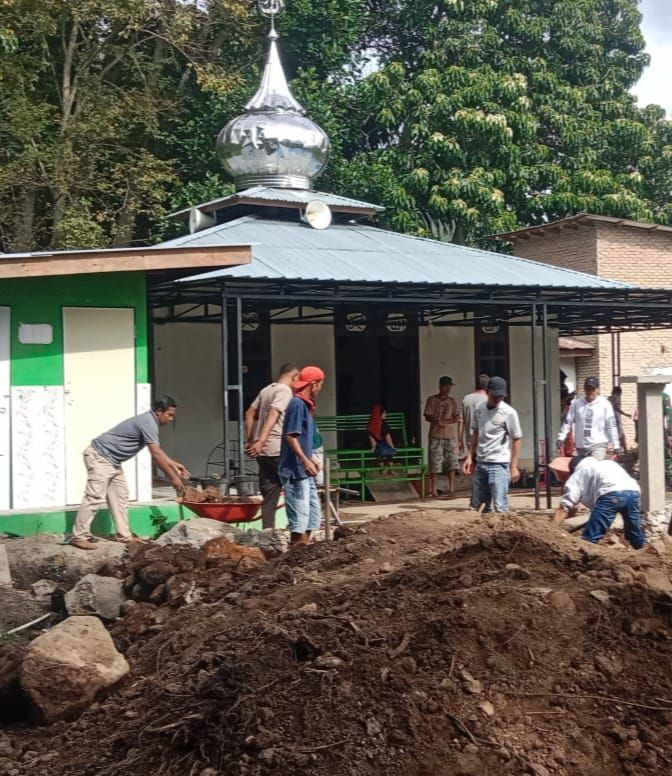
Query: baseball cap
[[584, 376, 599, 389], [294, 365, 325, 390], [487, 376, 507, 396], [439, 376, 454, 386]]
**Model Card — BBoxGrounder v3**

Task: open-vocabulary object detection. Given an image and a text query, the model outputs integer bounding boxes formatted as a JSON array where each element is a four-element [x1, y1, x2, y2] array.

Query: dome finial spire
[[216, 0, 330, 190]]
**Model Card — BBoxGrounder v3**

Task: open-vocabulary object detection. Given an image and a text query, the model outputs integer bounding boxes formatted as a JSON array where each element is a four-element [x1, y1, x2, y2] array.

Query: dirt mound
[[5, 512, 672, 775]]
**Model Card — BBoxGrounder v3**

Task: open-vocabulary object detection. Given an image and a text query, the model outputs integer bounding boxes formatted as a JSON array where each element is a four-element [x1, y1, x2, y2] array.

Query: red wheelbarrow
[[181, 496, 263, 524]]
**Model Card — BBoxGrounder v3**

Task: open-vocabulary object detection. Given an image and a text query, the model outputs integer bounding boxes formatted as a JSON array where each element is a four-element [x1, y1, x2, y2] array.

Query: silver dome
[[216, 27, 330, 191]]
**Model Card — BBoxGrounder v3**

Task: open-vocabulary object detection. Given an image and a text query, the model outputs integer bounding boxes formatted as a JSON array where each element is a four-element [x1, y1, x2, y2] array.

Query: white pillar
[[622, 375, 668, 513]]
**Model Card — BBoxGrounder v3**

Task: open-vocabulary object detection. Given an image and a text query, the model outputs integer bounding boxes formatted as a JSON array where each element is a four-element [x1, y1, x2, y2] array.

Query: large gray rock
[[156, 517, 241, 548], [236, 528, 290, 557], [21, 616, 129, 722], [4, 535, 125, 588], [65, 574, 126, 620]]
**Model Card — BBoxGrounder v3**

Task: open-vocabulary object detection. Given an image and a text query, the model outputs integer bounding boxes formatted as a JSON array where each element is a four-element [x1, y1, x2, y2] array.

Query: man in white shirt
[[552, 456, 646, 548], [244, 362, 299, 528], [462, 376, 522, 512], [557, 376, 620, 460]]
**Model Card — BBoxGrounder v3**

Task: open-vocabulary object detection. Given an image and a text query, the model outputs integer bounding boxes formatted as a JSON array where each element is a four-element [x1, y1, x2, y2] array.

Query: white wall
[[271, 315, 337, 448], [153, 322, 224, 476], [419, 322, 475, 452]]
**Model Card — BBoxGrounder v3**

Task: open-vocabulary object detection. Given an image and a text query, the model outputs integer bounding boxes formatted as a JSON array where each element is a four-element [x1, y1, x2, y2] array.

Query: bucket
[[234, 474, 260, 497]]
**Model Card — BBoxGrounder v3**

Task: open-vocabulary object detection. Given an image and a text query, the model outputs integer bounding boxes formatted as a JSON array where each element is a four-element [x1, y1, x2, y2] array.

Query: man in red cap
[[278, 366, 325, 545]]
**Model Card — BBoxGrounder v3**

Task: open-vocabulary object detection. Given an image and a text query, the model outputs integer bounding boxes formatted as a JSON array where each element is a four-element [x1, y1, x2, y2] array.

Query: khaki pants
[[72, 446, 131, 539]]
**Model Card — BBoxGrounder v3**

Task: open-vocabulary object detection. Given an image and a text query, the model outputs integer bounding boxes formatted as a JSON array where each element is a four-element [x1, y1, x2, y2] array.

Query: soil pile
[[5, 511, 672, 776]]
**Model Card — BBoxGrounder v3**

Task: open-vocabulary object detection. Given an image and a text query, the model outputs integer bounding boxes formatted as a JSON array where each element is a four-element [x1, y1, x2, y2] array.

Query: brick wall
[[509, 220, 672, 439], [510, 226, 598, 275]]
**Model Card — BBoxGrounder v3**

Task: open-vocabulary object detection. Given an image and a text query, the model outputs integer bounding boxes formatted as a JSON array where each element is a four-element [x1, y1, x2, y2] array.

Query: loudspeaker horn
[[304, 200, 332, 230], [188, 207, 216, 234]]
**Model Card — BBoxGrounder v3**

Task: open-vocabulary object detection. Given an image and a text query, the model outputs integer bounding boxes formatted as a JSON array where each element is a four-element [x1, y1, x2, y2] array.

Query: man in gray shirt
[[462, 377, 522, 512], [71, 396, 190, 550], [244, 362, 299, 528]]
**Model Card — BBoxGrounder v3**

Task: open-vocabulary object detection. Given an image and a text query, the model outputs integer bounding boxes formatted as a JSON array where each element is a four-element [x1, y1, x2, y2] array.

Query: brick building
[[496, 214, 672, 446]]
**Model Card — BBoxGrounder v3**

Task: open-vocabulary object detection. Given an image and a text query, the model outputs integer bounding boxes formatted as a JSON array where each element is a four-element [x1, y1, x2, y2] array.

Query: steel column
[[236, 296, 245, 476], [531, 304, 540, 509], [220, 285, 230, 486], [542, 304, 553, 508]]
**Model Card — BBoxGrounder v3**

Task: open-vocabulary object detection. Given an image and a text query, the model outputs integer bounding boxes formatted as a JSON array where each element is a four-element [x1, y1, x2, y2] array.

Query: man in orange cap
[[278, 366, 325, 545]]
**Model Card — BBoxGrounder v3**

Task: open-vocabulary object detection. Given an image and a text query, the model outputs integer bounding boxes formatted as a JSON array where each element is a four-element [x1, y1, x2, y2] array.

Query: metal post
[[236, 296, 245, 476], [542, 304, 552, 508], [324, 457, 332, 541], [220, 286, 230, 486], [531, 304, 540, 510]]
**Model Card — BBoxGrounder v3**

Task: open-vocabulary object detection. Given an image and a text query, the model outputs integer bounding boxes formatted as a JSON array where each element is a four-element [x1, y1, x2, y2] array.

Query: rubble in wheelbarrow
[[179, 485, 261, 504]]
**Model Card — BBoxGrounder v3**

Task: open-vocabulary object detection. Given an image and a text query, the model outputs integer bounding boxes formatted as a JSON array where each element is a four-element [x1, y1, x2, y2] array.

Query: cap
[[439, 376, 454, 386], [584, 376, 599, 389], [486, 376, 507, 396], [294, 365, 325, 390]]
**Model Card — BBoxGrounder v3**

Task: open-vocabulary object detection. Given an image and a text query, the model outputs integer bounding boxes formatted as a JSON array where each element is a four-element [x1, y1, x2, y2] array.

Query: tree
[[333, 0, 672, 244]]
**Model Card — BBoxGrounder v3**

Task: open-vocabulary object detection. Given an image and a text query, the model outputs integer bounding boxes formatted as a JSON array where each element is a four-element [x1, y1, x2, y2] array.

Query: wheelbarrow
[[181, 496, 263, 524]]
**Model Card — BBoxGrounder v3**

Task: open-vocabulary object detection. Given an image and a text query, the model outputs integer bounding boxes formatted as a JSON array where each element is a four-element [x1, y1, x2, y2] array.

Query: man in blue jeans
[[462, 376, 522, 512], [279, 366, 325, 545], [552, 455, 646, 548]]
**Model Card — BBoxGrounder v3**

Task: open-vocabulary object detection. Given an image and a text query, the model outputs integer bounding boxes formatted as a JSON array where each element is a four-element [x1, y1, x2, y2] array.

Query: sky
[[633, 0, 672, 115]]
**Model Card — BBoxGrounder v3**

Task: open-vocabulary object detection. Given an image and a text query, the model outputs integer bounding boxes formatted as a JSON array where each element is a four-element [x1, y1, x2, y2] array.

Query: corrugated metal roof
[[169, 186, 383, 218], [161, 215, 630, 289]]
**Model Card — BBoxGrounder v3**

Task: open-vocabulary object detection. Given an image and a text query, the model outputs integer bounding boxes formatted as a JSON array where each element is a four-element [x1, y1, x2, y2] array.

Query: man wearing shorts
[[424, 376, 460, 497], [278, 366, 325, 545]]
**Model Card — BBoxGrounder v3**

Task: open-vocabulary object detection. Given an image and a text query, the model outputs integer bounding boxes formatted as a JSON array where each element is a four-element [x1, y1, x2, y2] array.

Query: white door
[[0, 308, 9, 510], [63, 308, 136, 505]]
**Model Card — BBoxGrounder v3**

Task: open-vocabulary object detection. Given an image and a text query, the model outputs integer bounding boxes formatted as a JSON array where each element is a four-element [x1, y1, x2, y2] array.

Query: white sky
[[632, 0, 672, 115]]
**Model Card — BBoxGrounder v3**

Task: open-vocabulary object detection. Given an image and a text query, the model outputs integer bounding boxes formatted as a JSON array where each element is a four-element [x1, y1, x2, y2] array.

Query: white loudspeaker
[[304, 200, 332, 230], [188, 207, 217, 234]]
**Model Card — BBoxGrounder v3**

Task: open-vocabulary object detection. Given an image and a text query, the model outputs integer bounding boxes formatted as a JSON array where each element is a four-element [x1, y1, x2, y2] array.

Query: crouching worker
[[552, 455, 646, 549]]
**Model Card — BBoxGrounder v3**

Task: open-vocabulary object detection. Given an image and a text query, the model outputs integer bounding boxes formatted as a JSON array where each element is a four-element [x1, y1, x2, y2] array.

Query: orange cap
[[294, 365, 325, 390]]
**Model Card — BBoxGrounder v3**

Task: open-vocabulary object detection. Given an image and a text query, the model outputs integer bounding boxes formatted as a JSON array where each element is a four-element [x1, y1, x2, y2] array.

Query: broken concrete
[[236, 528, 290, 558], [21, 616, 129, 722], [0, 544, 11, 587], [65, 574, 127, 620], [156, 518, 241, 548]]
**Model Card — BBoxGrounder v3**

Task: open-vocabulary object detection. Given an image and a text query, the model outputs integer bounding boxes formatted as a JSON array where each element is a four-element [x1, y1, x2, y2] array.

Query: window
[[475, 323, 510, 390]]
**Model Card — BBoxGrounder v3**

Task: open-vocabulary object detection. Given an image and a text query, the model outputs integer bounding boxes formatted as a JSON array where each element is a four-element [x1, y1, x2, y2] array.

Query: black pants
[[258, 456, 282, 529]]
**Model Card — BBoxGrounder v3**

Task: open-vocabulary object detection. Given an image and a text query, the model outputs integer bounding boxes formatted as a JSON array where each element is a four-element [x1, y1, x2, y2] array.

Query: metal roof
[[494, 212, 672, 241], [160, 215, 629, 289], [169, 186, 383, 219]]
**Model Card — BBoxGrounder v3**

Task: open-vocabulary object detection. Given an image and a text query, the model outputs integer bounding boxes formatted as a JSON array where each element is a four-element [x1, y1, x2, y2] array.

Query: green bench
[[315, 412, 426, 501]]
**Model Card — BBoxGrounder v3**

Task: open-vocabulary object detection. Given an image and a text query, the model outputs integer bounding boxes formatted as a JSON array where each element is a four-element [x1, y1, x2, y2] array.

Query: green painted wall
[[0, 503, 276, 538], [0, 272, 148, 386]]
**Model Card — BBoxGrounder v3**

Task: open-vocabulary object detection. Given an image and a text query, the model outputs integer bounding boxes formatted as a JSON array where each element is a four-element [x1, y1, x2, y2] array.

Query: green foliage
[[332, 0, 672, 244], [0, 0, 670, 251]]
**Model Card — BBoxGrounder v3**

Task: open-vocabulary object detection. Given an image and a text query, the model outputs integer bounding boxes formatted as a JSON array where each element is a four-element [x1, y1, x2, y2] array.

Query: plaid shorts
[[429, 438, 460, 474]]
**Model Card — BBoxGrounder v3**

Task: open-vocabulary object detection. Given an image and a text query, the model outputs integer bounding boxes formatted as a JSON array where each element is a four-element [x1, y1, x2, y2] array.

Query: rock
[[298, 603, 318, 614], [156, 518, 241, 548], [589, 590, 610, 606], [529, 765, 550, 776], [30, 580, 58, 604], [201, 537, 266, 568], [379, 562, 393, 573], [460, 669, 483, 695], [548, 590, 576, 616], [504, 563, 531, 580], [164, 573, 199, 606], [478, 700, 495, 717], [236, 528, 289, 558], [4, 536, 126, 588], [595, 654, 621, 677], [65, 574, 127, 620], [137, 561, 176, 589], [314, 654, 344, 669], [365, 717, 383, 736], [620, 738, 642, 761], [21, 616, 129, 722], [0, 589, 49, 635]]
